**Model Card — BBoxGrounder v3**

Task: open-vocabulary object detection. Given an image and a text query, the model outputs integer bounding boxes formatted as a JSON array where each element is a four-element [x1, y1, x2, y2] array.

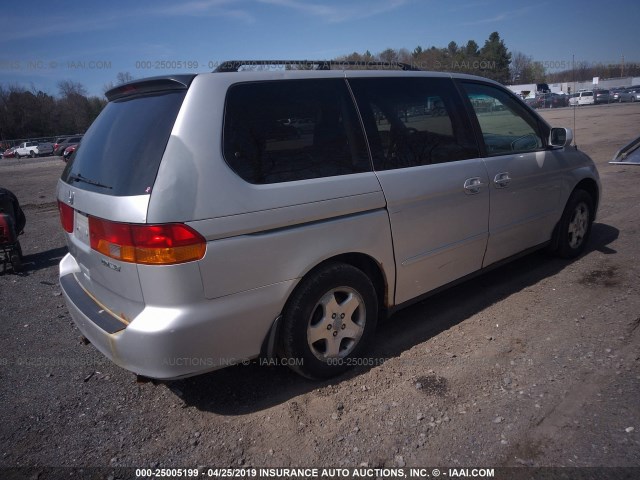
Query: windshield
[[61, 90, 186, 196]]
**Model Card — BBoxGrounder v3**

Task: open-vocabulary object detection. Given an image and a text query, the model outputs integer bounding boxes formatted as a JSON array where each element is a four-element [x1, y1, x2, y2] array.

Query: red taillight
[[58, 201, 74, 233], [89, 217, 206, 265]]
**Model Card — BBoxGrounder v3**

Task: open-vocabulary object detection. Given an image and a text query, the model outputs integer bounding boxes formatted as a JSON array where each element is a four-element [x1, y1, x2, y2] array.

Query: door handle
[[494, 172, 511, 188], [463, 177, 485, 194]]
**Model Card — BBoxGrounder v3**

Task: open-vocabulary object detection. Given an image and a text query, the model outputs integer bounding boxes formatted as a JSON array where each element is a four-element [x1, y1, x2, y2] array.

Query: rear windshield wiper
[[68, 173, 112, 189]]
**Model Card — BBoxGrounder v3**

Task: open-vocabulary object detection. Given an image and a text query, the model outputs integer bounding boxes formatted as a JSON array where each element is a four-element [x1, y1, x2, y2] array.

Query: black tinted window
[[348, 77, 479, 170], [62, 91, 186, 196], [223, 79, 370, 184]]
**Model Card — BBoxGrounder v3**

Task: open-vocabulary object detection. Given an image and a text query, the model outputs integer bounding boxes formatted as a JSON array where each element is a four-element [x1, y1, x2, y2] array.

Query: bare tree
[[510, 51, 531, 83], [116, 71, 134, 85], [57, 80, 87, 98], [378, 48, 399, 64], [103, 72, 135, 94]]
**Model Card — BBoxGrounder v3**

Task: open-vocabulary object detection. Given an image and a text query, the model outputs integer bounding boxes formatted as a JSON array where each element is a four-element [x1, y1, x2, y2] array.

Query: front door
[[459, 81, 562, 267]]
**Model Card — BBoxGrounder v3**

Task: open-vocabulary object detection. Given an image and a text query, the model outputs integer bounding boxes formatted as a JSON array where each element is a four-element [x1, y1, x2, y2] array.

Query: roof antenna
[[572, 53, 577, 149]]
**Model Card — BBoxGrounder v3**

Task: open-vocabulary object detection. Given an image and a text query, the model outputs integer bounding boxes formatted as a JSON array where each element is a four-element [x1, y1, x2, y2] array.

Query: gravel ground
[[1, 102, 639, 479]]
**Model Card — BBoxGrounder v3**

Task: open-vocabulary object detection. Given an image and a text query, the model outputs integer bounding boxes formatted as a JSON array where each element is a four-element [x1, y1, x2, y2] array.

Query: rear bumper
[[59, 253, 294, 379]]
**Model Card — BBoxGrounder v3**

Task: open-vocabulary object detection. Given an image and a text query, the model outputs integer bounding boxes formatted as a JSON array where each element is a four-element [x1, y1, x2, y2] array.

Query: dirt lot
[[1, 103, 639, 479]]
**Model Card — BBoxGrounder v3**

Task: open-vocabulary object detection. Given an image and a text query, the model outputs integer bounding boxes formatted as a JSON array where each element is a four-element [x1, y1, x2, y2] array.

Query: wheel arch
[[288, 252, 390, 317], [260, 251, 391, 359], [320, 252, 389, 311], [573, 177, 599, 214], [549, 178, 599, 254]]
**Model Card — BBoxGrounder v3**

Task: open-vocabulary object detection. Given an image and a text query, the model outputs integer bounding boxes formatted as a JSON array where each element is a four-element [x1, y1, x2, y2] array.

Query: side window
[[223, 79, 370, 184], [461, 82, 544, 156], [348, 77, 479, 170]]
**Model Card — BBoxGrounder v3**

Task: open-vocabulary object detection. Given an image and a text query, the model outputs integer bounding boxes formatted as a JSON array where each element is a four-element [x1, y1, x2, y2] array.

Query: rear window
[[62, 91, 186, 196]]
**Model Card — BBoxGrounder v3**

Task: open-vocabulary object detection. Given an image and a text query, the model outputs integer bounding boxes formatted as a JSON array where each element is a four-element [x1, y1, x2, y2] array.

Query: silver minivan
[[57, 61, 600, 380]]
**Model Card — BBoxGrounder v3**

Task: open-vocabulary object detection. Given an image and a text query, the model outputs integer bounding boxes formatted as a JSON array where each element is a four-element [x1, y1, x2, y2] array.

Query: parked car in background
[[594, 90, 611, 104], [535, 93, 568, 108], [54, 135, 83, 156], [53, 137, 67, 154], [62, 144, 77, 162], [554, 93, 569, 107], [611, 88, 633, 102], [15, 141, 40, 158], [37, 142, 54, 157], [2, 147, 16, 159], [570, 91, 595, 106], [628, 86, 640, 102], [568, 93, 580, 106]]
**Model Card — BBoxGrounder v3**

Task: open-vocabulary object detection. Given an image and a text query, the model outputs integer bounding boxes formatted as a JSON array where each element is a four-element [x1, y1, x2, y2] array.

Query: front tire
[[554, 189, 594, 258], [280, 263, 378, 379]]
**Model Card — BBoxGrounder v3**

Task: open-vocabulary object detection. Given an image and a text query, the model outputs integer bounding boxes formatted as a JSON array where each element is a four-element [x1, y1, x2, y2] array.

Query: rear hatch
[[57, 75, 197, 323]]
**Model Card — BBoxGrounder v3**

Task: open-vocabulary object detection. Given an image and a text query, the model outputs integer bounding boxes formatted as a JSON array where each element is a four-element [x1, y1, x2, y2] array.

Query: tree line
[[2, 32, 637, 144], [335, 32, 512, 84], [335, 32, 639, 85], [546, 62, 640, 84], [0, 81, 105, 145], [0, 74, 138, 145]]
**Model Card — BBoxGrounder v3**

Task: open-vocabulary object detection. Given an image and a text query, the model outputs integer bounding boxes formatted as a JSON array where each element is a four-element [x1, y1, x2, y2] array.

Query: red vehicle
[[54, 135, 83, 156], [0, 188, 25, 273], [2, 147, 16, 159], [534, 93, 569, 109], [53, 137, 67, 155], [62, 144, 77, 162]]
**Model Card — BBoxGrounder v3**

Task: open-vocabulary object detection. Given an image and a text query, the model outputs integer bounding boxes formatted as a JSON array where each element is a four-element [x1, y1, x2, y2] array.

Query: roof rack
[[213, 60, 420, 73]]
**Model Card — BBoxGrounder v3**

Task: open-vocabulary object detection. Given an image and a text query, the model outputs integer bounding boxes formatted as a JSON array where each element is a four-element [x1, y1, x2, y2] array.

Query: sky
[[1, 0, 639, 97]]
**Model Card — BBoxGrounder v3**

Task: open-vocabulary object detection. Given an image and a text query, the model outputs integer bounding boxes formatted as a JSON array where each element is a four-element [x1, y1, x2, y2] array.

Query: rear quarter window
[[223, 79, 370, 184]]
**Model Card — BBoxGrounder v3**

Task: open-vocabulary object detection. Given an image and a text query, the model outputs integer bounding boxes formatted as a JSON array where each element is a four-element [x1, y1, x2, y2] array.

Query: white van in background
[[570, 91, 595, 106]]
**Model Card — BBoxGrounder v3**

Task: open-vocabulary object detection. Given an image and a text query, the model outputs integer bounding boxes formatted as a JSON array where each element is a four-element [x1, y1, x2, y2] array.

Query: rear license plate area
[[74, 211, 90, 246]]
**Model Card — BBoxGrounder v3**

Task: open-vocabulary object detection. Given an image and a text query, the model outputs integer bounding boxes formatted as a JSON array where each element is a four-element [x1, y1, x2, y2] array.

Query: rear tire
[[553, 189, 594, 259], [280, 263, 378, 379]]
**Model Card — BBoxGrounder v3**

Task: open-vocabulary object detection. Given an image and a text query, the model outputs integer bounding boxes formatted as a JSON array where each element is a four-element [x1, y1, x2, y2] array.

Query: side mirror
[[549, 127, 573, 147]]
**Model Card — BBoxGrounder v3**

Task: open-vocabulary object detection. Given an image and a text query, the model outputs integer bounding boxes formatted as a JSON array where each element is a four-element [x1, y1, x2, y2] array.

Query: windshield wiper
[[68, 173, 112, 189]]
